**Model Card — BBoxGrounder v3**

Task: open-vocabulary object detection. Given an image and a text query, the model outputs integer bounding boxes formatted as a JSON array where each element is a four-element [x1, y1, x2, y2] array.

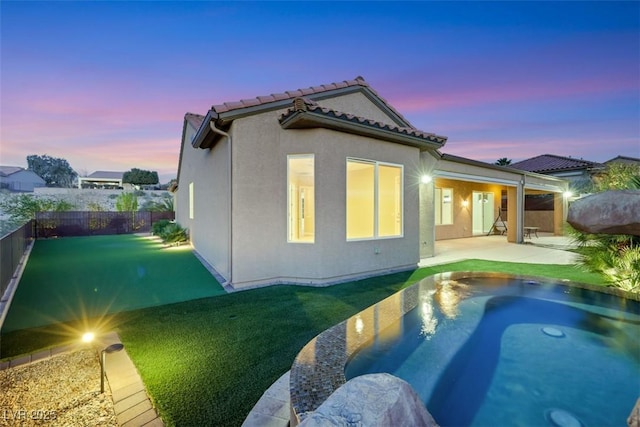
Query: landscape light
[[100, 343, 124, 394], [82, 332, 95, 343]]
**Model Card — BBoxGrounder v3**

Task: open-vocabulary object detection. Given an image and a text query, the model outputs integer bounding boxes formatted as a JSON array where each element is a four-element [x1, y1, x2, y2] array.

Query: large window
[[435, 187, 453, 225], [288, 155, 315, 243], [346, 159, 403, 240]]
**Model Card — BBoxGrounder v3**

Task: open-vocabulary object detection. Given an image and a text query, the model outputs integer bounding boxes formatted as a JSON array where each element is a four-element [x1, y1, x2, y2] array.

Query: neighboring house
[[175, 77, 568, 290], [0, 166, 45, 192], [510, 154, 604, 193], [604, 155, 640, 167], [77, 171, 125, 189]]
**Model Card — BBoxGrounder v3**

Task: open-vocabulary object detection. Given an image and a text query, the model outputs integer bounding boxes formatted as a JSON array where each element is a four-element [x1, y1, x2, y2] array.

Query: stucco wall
[[315, 91, 402, 126], [433, 178, 505, 240], [176, 121, 231, 280], [228, 108, 421, 289]]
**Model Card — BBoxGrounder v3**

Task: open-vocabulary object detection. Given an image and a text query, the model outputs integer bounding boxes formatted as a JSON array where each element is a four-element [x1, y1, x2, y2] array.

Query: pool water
[[344, 277, 640, 426]]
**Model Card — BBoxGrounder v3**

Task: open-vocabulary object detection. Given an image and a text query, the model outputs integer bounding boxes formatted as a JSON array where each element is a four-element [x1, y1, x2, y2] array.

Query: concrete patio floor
[[419, 233, 579, 267], [243, 233, 580, 427]]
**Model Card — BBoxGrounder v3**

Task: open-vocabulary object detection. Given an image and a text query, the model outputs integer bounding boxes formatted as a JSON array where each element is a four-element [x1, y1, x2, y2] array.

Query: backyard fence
[[34, 211, 174, 238], [0, 220, 34, 297]]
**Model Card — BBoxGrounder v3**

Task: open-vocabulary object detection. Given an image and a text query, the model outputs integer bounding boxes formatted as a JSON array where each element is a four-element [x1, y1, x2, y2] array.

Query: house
[[605, 155, 640, 167], [77, 171, 125, 189], [510, 154, 604, 193], [175, 77, 568, 290], [0, 166, 45, 192]]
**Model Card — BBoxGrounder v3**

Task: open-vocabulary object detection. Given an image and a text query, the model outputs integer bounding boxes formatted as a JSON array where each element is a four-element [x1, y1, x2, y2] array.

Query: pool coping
[[288, 271, 639, 425]]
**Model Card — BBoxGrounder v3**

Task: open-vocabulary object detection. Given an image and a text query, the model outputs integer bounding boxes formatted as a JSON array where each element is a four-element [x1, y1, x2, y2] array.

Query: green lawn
[[1, 255, 606, 426], [1, 234, 225, 333]]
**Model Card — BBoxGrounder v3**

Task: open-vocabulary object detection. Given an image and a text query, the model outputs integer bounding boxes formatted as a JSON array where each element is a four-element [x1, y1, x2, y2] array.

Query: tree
[[123, 168, 159, 186], [593, 162, 640, 191], [0, 194, 74, 223], [494, 158, 512, 166], [115, 192, 138, 211], [27, 154, 77, 187]]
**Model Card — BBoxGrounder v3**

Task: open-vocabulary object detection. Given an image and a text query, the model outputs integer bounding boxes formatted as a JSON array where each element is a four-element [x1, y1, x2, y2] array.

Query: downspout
[[210, 120, 233, 287]]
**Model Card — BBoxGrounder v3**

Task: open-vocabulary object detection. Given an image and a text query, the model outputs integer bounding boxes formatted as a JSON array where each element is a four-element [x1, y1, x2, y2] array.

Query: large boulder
[[299, 373, 438, 427], [567, 190, 640, 236]]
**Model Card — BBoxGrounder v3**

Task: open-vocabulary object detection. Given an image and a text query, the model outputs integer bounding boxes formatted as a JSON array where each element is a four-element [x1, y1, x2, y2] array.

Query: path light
[[100, 343, 124, 393], [82, 332, 95, 343]]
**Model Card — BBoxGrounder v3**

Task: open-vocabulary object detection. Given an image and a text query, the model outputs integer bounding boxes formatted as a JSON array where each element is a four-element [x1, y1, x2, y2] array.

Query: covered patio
[[428, 153, 569, 245]]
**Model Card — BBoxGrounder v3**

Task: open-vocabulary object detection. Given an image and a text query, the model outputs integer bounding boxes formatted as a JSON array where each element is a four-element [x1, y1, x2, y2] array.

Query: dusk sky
[[2, 1, 639, 183]]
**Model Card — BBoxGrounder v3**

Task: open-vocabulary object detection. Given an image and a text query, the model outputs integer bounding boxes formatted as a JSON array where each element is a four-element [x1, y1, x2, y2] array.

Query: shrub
[[159, 223, 188, 245], [152, 220, 188, 245], [152, 219, 171, 236], [571, 230, 640, 293]]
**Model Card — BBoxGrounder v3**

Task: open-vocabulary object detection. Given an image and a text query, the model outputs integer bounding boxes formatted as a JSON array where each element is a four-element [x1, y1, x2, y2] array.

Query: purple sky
[[2, 1, 638, 183]]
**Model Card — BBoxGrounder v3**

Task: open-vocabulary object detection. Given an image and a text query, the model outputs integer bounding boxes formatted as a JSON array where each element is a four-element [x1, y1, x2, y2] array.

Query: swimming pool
[[344, 275, 640, 426]]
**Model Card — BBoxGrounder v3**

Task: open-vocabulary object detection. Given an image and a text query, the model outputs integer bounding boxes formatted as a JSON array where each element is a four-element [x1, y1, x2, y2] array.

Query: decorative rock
[[567, 190, 640, 236], [299, 373, 438, 427], [628, 397, 640, 427]]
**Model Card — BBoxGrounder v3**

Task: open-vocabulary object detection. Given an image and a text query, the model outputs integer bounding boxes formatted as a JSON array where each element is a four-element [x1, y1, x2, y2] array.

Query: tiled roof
[[605, 155, 640, 164], [87, 171, 124, 180], [279, 98, 447, 145], [184, 113, 205, 130], [0, 166, 24, 177], [210, 76, 413, 128], [510, 154, 604, 173]]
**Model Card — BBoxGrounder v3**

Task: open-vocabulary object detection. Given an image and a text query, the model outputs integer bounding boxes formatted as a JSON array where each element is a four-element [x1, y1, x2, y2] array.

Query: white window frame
[[287, 154, 315, 244], [435, 187, 453, 225], [346, 157, 404, 241]]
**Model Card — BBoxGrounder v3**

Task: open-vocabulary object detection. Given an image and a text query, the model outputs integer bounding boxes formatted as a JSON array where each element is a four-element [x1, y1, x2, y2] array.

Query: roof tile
[[511, 154, 604, 173], [279, 98, 447, 145]]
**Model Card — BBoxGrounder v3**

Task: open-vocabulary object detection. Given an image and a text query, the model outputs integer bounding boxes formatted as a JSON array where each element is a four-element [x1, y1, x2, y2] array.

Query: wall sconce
[[421, 175, 432, 184], [461, 200, 469, 208]]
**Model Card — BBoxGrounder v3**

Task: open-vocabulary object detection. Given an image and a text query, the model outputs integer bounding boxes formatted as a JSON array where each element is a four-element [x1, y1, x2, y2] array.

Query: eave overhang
[[279, 105, 446, 152]]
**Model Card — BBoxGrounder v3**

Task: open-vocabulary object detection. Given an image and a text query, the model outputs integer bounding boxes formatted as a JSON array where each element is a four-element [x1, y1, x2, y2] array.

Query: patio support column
[[553, 193, 564, 235], [419, 178, 435, 258], [516, 179, 524, 243], [506, 181, 524, 243]]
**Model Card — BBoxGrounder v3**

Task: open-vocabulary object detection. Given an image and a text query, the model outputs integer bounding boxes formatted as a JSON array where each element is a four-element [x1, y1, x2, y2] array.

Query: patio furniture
[[524, 226, 539, 239]]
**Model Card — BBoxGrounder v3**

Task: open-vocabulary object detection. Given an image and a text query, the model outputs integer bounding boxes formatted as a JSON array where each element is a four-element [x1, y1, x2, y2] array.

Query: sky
[[1, 1, 639, 184]]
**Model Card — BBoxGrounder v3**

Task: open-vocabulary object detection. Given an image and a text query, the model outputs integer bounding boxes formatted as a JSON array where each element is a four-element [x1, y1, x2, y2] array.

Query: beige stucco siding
[[315, 92, 402, 126], [229, 110, 421, 288], [176, 122, 231, 280]]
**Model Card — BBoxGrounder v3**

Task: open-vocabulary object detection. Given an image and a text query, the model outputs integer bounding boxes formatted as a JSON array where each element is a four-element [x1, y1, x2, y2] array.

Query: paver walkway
[[100, 331, 164, 427]]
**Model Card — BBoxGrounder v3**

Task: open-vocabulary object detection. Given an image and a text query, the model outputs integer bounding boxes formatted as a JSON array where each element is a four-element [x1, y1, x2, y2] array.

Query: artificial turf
[[1, 252, 606, 426], [1, 234, 225, 333]]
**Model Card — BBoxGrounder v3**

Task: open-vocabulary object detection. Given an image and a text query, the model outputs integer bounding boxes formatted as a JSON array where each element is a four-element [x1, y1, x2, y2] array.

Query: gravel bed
[[0, 349, 117, 426]]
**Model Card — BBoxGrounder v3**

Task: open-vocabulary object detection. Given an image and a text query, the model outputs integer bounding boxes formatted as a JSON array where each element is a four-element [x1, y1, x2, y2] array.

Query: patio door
[[472, 192, 495, 235]]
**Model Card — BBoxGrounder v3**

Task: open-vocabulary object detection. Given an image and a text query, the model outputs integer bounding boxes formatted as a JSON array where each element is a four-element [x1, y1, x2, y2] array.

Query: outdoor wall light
[[461, 200, 469, 208], [100, 343, 124, 393], [563, 191, 573, 198], [421, 175, 432, 184]]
